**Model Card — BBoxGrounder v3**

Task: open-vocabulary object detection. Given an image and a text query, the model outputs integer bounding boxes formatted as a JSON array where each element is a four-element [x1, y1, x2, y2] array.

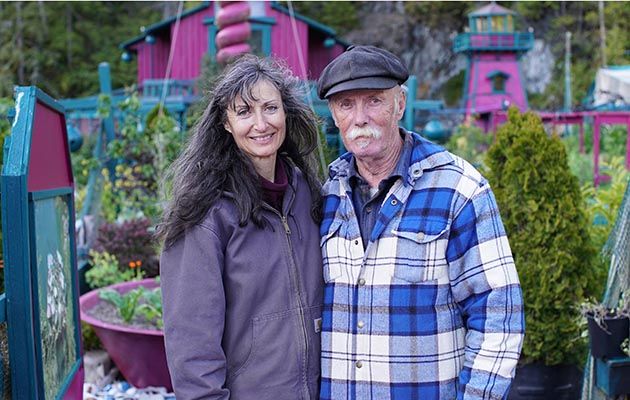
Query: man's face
[[329, 86, 406, 161]]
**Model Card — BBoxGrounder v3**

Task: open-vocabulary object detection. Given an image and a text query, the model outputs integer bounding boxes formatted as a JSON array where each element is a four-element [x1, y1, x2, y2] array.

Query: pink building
[[120, 2, 347, 84], [453, 2, 534, 131]]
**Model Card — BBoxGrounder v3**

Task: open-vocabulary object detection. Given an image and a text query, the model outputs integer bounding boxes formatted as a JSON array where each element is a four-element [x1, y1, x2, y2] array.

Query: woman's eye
[[266, 105, 278, 112], [236, 108, 249, 116]]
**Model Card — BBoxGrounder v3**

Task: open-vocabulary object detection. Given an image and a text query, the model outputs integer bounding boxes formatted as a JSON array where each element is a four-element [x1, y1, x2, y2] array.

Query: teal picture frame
[[1, 87, 83, 399]]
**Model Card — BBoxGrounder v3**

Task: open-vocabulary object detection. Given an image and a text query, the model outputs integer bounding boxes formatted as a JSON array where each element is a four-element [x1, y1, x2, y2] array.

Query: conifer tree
[[485, 107, 598, 365]]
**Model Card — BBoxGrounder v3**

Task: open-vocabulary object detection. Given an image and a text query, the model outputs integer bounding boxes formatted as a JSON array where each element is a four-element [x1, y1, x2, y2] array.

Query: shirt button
[[357, 320, 365, 329], [358, 278, 366, 286], [391, 199, 398, 206], [366, 206, 372, 213], [354, 239, 359, 245], [356, 361, 363, 368]]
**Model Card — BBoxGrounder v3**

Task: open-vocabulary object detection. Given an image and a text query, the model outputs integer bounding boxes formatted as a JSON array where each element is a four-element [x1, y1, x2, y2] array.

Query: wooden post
[[580, 119, 584, 154], [598, 1, 607, 67], [98, 63, 116, 179], [593, 115, 601, 187]]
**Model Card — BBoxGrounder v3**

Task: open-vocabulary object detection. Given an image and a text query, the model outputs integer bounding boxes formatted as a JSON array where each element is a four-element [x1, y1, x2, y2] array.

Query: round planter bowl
[[80, 278, 172, 391]]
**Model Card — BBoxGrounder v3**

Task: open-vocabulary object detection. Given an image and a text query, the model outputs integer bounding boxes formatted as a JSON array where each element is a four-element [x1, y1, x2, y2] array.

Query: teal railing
[[453, 32, 534, 53]]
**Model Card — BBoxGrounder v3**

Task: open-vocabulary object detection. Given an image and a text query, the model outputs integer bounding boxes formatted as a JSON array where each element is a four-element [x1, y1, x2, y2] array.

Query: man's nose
[[352, 105, 368, 127]]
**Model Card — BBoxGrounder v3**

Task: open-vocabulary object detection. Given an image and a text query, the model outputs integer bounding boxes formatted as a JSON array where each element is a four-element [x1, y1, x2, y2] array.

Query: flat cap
[[317, 45, 409, 99]]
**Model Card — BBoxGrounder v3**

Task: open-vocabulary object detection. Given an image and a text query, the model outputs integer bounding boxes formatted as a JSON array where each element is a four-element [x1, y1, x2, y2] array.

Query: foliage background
[[0, 2, 197, 98], [0, 1, 627, 106]]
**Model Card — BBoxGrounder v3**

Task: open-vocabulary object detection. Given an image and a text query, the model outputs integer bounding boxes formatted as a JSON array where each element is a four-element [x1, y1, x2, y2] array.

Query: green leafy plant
[[85, 250, 144, 290], [97, 280, 163, 329], [485, 107, 598, 366], [137, 287, 163, 329], [99, 286, 146, 324]]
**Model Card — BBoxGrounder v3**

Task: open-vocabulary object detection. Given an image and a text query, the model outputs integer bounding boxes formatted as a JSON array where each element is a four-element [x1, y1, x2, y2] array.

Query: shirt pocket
[[390, 222, 449, 284], [320, 221, 344, 283]]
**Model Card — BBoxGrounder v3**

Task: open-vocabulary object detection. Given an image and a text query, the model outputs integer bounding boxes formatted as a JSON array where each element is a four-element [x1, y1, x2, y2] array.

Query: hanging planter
[[581, 293, 630, 359], [80, 278, 171, 391], [586, 315, 630, 358]]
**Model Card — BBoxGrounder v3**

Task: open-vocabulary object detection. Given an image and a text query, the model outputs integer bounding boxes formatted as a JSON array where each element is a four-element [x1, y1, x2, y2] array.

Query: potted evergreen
[[485, 108, 600, 399]]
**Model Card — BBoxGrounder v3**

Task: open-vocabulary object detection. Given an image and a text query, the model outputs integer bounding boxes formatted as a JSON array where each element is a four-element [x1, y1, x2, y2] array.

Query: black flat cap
[[317, 45, 409, 99]]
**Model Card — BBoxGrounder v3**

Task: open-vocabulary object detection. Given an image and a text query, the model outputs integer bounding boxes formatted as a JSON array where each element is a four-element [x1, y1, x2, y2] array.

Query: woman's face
[[224, 79, 286, 168]]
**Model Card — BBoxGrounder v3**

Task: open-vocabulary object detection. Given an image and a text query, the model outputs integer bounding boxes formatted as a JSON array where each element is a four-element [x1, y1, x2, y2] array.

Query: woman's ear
[[224, 123, 232, 133]]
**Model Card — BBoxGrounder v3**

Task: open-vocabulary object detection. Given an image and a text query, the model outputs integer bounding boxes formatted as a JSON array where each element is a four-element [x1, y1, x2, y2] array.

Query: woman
[[157, 55, 323, 399]]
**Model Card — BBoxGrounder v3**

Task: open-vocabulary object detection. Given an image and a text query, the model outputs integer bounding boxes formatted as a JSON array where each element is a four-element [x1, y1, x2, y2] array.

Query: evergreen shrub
[[485, 107, 598, 365]]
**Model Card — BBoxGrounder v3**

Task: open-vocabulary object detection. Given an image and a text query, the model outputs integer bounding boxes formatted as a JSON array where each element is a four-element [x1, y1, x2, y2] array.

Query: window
[[487, 70, 509, 93], [205, 17, 275, 60], [493, 74, 506, 92]]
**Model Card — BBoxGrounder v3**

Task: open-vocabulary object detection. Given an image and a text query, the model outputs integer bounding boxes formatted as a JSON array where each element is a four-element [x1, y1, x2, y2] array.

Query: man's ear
[[396, 89, 407, 120]]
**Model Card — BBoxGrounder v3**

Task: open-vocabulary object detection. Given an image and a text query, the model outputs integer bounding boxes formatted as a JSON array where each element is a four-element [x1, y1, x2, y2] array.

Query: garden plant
[[485, 107, 601, 367]]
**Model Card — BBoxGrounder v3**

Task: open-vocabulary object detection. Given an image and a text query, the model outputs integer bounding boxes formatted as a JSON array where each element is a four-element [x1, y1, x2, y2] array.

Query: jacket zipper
[[280, 214, 310, 399]]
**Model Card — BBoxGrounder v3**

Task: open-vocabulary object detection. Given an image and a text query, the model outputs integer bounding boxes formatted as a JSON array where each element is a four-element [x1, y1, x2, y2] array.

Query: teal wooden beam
[[404, 75, 417, 131], [98, 63, 117, 179]]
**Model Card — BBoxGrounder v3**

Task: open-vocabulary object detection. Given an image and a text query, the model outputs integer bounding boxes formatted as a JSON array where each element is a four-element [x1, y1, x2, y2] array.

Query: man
[[317, 45, 524, 399]]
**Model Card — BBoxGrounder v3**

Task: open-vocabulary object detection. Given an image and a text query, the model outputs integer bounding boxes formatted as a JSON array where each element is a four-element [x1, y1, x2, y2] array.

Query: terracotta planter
[[80, 278, 172, 391]]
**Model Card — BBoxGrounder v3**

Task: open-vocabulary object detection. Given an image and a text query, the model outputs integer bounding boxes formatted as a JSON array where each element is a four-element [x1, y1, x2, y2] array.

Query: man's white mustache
[[346, 126, 383, 140]]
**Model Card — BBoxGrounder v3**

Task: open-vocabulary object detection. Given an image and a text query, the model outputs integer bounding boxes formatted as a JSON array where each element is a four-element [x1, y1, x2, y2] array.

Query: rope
[[286, 0, 329, 177], [159, 1, 185, 116]]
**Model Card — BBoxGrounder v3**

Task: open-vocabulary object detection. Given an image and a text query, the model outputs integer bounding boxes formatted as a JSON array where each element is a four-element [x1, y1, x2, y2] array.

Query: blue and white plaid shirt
[[320, 131, 524, 399]]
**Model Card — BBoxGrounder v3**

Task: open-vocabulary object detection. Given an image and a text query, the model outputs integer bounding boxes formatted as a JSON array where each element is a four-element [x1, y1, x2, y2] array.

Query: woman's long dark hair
[[156, 55, 322, 248]]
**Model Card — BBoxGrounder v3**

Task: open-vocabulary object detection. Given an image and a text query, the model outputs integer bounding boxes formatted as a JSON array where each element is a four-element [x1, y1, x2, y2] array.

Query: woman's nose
[[253, 110, 268, 131]]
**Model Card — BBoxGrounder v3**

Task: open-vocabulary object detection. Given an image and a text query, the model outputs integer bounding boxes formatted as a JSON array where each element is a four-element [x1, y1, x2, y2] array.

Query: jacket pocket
[[227, 309, 302, 394], [390, 224, 449, 284], [320, 221, 344, 283]]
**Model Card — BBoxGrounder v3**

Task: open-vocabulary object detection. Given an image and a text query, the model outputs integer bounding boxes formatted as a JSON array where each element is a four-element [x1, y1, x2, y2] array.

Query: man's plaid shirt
[[320, 131, 524, 399]]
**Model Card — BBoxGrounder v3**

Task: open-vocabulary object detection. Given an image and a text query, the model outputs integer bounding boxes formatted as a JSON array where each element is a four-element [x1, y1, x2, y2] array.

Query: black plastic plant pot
[[508, 363, 582, 400], [587, 316, 630, 358]]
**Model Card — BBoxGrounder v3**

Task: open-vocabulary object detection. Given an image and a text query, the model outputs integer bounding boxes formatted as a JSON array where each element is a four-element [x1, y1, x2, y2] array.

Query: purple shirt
[[260, 158, 288, 211]]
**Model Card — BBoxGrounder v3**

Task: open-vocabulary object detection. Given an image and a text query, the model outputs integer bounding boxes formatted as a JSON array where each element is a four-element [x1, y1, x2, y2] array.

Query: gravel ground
[[83, 381, 175, 400]]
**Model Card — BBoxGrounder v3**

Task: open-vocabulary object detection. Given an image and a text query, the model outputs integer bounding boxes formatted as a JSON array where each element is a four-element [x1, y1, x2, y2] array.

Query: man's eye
[[339, 101, 352, 109], [369, 98, 382, 105]]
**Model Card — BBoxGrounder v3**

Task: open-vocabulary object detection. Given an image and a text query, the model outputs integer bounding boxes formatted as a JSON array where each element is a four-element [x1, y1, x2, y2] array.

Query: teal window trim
[[488, 71, 508, 94], [487, 70, 510, 80], [204, 17, 276, 60]]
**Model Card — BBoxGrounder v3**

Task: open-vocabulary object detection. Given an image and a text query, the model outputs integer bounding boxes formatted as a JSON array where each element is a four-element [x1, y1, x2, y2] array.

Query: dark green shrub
[[485, 107, 598, 365]]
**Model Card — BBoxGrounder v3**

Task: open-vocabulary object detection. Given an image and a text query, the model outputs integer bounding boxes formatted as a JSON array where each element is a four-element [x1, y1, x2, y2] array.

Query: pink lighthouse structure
[[454, 2, 534, 131]]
